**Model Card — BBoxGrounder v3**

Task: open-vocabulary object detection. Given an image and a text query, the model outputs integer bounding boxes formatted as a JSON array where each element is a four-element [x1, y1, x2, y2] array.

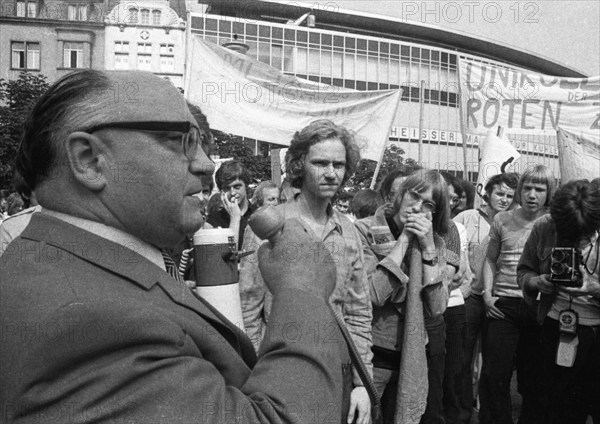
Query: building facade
[[188, 0, 587, 181], [103, 0, 187, 89], [0, 0, 189, 88], [0, 0, 106, 83]]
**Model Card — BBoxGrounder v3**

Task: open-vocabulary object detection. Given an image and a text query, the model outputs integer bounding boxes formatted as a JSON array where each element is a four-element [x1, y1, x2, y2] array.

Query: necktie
[[161, 250, 185, 286]]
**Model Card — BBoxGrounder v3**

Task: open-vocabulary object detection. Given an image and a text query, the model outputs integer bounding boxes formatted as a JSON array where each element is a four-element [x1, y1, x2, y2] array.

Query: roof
[[203, 0, 586, 77]]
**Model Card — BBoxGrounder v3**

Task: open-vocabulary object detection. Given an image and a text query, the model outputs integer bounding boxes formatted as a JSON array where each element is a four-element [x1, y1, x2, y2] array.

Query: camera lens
[[552, 249, 566, 262], [551, 262, 566, 275]]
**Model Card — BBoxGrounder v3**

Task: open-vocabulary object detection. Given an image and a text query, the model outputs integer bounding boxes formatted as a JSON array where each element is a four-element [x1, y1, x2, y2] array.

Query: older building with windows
[[0, 0, 189, 88], [0, 0, 106, 82], [103, 0, 187, 89], [188, 0, 587, 180]]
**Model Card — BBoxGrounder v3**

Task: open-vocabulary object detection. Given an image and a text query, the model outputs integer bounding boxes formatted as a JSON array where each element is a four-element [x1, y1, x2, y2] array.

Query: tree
[[346, 144, 417, 191], [0, 72, 49, 190], [212, 130, 272, 183]]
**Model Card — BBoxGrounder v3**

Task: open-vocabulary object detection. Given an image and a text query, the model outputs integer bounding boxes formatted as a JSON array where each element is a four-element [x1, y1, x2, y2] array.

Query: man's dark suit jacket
[[0, 213, 348, 423]]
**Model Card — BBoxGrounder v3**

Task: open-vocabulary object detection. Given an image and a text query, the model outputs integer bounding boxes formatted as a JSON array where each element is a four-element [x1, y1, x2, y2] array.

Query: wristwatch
[[422, 256, 439, 266]]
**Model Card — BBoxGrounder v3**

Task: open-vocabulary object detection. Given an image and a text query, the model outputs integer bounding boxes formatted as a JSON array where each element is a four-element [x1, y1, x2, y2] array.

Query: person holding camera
[[518, 179, 600, 424]]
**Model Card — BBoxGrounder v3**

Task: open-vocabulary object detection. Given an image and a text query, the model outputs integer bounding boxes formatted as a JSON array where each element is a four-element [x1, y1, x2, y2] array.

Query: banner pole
[[370, 91, 402, 189], [418, 80, 425, 165], [183, 12, 194, 97], [370, 120, 394, 189], [456, 59, 470, 181]]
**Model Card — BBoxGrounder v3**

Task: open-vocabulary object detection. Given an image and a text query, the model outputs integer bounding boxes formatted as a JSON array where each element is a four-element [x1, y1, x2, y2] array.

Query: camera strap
[[582, 234, 599, 275], [556, 297, 579, 368]]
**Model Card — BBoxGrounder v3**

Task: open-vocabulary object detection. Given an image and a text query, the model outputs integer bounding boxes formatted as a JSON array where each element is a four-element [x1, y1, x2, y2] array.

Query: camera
[[550, 247, 583, 287]]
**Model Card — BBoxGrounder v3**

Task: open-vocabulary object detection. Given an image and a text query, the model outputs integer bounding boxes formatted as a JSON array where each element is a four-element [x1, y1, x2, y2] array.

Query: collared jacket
[[517, 214, 600, 326], [238, 196, 373, 385], [0, 213, 350, 423], [354, 204, 450, 351]]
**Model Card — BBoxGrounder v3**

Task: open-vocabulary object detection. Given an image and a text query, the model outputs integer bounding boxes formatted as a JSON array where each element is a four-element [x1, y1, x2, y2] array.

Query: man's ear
[[65, 131, 109, 191]]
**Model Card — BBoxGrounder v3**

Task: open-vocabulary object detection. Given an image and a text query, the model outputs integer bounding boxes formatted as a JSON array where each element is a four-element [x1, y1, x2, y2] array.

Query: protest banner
[[459, 59, 600, 140], [185, 37, 401, 162], [556, 127, 600, 182]]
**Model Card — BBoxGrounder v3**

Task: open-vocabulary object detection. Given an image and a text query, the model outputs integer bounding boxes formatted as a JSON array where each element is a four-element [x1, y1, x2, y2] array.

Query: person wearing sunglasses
[[0, 70, 350, 423], [355, 169, 453, 423]]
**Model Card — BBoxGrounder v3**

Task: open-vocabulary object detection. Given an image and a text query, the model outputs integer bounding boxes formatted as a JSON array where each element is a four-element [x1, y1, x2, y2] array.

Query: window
[[152, 10, 161, 25], [137, 55, 151, 71], [160, 56, 174, 72], [16, 1, 37, 17], [27, 1, 36, 17], [11, 41, 40, 69], [115, 53, 129, 70], [16, 1, 24, 16], [140, 9, 149, 25], [159, 43, 174, 55], [68, 4, 87, 21], [159, 44, 174, 72], [137, 43, 152, 71], [115, 41, 129, 52], [128, 7, 138, 24], [63, 42, 83, 68], [138, 43, 152, 54]]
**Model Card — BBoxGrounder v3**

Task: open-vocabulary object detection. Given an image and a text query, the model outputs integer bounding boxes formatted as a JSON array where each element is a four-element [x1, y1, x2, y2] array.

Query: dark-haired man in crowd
[[453, 172, 518, 424], [0, 70, 350, 423], [208, 159, 255, 249]]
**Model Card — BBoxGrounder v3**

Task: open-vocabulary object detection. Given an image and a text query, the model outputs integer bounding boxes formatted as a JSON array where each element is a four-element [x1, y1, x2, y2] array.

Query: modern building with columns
[[188, 0, 588, 181]]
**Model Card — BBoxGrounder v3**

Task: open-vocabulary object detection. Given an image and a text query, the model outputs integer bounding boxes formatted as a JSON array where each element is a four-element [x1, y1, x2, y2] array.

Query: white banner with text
[[459, 59, 600, 139], [185, 37, 401, 162]]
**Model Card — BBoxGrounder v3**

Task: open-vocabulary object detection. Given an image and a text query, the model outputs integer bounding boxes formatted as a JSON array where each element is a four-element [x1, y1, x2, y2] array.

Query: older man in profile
[[0, 70, 349, 423]]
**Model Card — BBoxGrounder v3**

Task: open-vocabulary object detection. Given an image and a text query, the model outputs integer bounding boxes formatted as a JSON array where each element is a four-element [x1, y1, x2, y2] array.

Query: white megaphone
[[192, 228, 246, 332]]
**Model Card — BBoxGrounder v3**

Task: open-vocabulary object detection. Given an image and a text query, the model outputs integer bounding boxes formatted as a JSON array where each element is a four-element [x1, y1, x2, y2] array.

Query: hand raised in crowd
[[403, 211, 435, 249], [348, 385, 371, 424], [221, 191, 242, 219]]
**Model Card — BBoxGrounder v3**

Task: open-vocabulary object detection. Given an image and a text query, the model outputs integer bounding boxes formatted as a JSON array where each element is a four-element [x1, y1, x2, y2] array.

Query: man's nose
[[324, 164, 337, 176], [190, 149, 216, 176]]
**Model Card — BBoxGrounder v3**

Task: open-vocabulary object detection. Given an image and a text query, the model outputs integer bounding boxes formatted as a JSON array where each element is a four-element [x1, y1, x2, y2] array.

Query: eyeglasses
[[85, 121, 212, 161], [449, 196, 460, 206], [406, 190, 437, 213]]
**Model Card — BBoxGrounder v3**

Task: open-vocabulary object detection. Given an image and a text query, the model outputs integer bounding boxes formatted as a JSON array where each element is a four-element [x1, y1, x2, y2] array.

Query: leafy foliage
[[347, 144, 417, 190], [212, 130, 272, 183], [0, 72, 49, 190]]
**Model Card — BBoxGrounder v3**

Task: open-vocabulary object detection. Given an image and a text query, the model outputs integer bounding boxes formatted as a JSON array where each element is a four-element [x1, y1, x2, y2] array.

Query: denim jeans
[[479, 297, 544, 424], [541, 317, 600, 424], [372, 315, 447, 424], [460, 294, 487, 424], [421, 315, 447, 424], [443, 305, 466, 424]]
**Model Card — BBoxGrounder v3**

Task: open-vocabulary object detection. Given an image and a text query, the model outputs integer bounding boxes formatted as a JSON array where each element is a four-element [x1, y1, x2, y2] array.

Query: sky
[[332, 0, 600, 76]]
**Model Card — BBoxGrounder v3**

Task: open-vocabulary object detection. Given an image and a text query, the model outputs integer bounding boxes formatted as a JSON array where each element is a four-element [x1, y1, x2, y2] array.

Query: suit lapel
[[21, 213, 256, 365]]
